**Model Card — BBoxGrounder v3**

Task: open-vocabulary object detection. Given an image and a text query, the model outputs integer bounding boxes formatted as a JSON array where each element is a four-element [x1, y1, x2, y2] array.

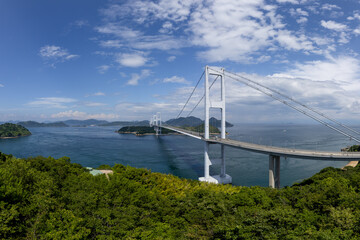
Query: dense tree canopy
[[1, 152, 360, 239], [0, 123, 31, 138]]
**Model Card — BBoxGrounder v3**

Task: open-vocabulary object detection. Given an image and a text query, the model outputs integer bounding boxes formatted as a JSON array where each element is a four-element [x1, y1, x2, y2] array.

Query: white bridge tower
[[150, 112, 162, 136], [199, 66, 232, 184]]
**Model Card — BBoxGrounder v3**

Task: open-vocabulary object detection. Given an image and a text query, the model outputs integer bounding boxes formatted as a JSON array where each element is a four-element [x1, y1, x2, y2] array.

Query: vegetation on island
[[118, 126, 175, 135], [100, 120, 149, 127], [166, 116, 233, 128], [342, 145, 360, 152], [2, 151, 360, 239], [0, 123, 31, 138], [183, 123, 221, 134], [18, 121, 68, 127]]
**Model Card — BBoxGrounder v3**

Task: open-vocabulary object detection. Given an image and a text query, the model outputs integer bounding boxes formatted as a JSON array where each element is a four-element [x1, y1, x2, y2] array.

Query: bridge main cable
[[208, 67, 360, 143], [223, 69, 360, 136], [175, 71, 205, 119]]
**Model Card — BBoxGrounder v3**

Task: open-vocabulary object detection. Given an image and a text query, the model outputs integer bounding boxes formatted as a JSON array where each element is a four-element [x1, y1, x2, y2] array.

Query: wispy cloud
[[86, 92, 106, 97], [163, 76, 190, 84], [97, 65, 111, 74], [39, 45, 78, 66], [127, 69, 151, 86], [51, 110, 118, 120], [0, 83, 4, 87], [83, 102, 107, 107], [27, 97, 77, 109]]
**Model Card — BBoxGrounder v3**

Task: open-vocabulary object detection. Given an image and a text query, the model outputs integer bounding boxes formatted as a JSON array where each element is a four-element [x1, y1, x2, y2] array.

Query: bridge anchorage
[[152, 66, 360, 189]]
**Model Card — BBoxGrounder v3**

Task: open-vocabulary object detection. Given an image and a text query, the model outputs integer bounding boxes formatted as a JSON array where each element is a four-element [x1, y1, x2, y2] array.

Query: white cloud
[[83, 102, 106, 107], [354, 27, 360, 35], [163, 76, 190, 84], [116, 52, 148, 67], [51, 110, 119, 120], [28, 97, 77, 109], [320, 20, 347, 31], [100, 40, 123, 48], [276, 0, 299, 4], [0, 83, 4, 87], [321, 4, 341, 11], [93, 92, 106, 96], [96, 23, 184, 51], [127, 69, 151, 85], [39, 45, 78, 66], [97, 65, 111, 74], [167, 56, 176, 62]]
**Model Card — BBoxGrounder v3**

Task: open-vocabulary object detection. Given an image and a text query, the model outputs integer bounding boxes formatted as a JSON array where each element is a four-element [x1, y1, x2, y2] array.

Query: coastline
[[0, 134, 31, 139]]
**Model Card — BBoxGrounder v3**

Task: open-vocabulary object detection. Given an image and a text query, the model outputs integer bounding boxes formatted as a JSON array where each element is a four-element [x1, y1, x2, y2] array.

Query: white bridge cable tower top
[[208, 67, 360, 143]]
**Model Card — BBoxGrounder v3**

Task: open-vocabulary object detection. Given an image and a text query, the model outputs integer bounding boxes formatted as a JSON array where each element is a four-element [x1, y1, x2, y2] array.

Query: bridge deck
[[161, 125, 360, 161]]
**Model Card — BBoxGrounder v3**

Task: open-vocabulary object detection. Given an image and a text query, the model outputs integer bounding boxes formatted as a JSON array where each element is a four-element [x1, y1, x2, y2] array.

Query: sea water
[[0, 124, 358, 187]]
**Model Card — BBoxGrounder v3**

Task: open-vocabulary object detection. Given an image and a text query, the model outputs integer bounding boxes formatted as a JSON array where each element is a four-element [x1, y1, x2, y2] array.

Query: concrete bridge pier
[[269, 155, 280, 188]]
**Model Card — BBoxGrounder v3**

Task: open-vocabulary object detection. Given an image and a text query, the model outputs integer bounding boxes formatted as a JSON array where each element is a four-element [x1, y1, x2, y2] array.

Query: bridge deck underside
[[161, 125, 360, 161]]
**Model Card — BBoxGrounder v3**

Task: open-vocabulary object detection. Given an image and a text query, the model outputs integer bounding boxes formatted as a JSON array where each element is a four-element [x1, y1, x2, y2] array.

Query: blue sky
[[1, 0, 360, 123]]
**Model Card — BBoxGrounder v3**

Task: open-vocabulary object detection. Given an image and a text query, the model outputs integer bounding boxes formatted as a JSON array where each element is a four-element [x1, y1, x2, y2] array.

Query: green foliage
[[118, 126, 174, 135], [0, 123, 31, 138], [183, 123, 221, 133], [1, 153, 360, 239], [347, 145, 360, 152]]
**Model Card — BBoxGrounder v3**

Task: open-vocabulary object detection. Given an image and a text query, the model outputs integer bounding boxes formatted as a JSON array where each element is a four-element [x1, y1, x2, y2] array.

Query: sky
[[1, 0, 360, 123]]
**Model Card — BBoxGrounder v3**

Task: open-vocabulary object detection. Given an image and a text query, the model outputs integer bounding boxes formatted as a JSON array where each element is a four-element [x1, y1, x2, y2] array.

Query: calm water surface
[[0, 124, 358, 187]]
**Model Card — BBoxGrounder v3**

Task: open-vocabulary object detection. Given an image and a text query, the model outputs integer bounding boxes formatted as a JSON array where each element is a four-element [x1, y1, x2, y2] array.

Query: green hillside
[[118, 126, 175, 135], [1, 152, 360, 239], [0, 123, 31, 138]]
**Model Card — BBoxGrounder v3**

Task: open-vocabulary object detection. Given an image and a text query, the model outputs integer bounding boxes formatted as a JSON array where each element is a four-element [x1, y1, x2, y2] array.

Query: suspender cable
[[209, 67, 360, 143], [223, 69, 360, 136], [175, 71, 205, 119], [186, 75, 220, 117]]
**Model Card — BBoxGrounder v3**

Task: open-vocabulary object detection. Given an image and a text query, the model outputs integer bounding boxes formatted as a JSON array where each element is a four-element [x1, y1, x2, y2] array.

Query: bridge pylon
[[199, 66, 232, 184], [150, 112, 161, 136]]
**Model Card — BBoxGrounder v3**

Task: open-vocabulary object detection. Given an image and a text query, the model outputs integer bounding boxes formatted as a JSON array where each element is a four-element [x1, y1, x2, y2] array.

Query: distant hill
[[100, 120, 149, 127], [63, 119, 109, 126], [165, 116, 233, 127], [18, 121, 68, 127], [0, 123, 31, 138], [118, 126, 174, 135], [165, 116, 203, 127]]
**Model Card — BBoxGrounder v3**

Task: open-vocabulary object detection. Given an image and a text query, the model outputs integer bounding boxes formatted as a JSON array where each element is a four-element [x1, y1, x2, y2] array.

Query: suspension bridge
[[150, 66, 360, 188]]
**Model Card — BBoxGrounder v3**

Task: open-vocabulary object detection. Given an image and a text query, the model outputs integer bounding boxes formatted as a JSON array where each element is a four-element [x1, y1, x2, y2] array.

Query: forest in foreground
[[1, 152, 360, 239]]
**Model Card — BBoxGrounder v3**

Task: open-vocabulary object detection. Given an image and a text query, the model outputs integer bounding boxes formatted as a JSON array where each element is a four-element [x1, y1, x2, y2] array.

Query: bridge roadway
[[161, 125, 360, 161]]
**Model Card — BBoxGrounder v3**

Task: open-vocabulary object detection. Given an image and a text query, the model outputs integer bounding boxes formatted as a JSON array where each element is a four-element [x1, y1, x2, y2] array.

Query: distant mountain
[[165, 116, 233, 127], [209, 117, 234, 128], [100, 120, 150, 127], [63, 119, 109, 126], [18, 121, 68, 127], [165, 116, 203, 127]]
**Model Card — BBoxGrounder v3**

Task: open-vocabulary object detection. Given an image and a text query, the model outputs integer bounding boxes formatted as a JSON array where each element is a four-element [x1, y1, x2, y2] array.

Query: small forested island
[[342, 145, 360, 152], [2, 152, 360, 239], [0, 123, 31, 138], [118, 126, 175, 135]]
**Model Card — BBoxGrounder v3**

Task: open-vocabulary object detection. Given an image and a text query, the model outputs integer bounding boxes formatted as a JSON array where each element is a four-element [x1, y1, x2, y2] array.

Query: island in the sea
[[0, 123, 31, 139], [118, 123, 221, 136], [117, 126, 175, 136]]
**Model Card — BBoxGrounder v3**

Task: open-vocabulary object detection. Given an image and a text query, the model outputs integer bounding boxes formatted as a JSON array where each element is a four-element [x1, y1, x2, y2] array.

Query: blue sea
[[0, 124, 358, 187]]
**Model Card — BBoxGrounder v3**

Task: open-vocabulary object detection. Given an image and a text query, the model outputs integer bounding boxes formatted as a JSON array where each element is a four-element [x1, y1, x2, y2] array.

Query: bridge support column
[[269, 155, 280, 189], [199, 66, 231, 184]]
